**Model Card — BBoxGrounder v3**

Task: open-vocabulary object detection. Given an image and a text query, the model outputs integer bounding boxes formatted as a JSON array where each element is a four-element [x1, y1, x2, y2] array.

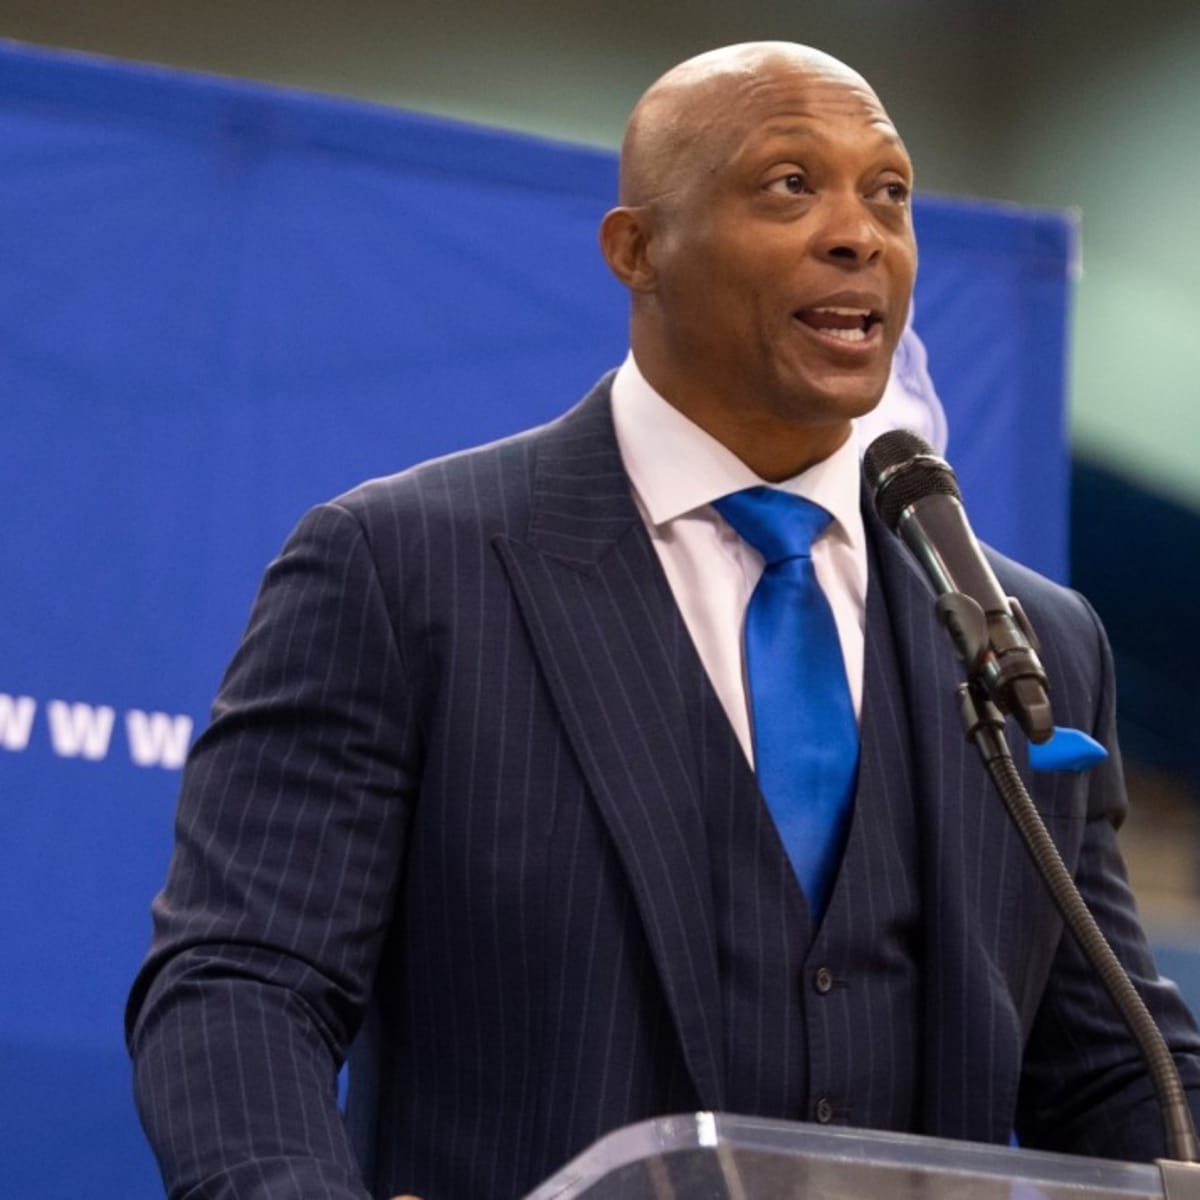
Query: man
[[127, 41, 1200, 1200]]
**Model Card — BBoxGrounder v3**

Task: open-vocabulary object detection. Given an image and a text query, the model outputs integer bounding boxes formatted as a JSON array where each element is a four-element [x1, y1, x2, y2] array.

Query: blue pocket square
[[1029, 726, 1109, 773]]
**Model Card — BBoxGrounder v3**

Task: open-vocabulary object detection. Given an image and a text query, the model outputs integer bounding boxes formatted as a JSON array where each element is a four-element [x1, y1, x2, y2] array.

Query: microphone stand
[[936, 591, 1200, 1188]]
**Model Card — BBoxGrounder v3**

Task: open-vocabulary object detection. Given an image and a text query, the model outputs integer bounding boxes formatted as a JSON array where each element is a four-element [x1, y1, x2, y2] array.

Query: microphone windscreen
[[863, 430, 962, 531]]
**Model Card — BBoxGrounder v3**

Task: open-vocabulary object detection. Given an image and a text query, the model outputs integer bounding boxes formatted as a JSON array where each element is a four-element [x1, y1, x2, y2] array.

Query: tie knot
[[713, 487, 832, 565]]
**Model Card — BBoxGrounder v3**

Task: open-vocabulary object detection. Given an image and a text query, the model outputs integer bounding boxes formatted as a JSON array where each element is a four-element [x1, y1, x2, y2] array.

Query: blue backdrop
[[0, 40, 1076, 1199]]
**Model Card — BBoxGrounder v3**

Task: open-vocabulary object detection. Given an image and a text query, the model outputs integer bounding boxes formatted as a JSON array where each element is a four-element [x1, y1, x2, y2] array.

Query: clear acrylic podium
[[523, 1112, 1194, 1198]]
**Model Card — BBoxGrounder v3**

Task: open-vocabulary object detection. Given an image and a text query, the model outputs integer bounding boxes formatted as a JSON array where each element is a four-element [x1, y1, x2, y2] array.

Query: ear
[[599, 206, 658, 293]]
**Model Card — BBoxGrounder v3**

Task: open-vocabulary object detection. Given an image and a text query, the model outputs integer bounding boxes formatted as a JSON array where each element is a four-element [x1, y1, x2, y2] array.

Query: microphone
[[863, 430, 1054, 743]]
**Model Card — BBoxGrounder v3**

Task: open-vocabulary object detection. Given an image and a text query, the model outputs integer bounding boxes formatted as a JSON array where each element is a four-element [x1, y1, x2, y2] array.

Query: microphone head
[[864, 429, 962, 531]]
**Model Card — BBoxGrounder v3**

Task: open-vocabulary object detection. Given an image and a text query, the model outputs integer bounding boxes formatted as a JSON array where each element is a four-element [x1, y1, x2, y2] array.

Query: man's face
[[636, 65, 917, 456]]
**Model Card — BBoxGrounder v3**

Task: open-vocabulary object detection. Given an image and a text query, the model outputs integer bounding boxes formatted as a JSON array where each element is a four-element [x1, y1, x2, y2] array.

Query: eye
[[765, 170, 810, 196], [872, 179, 911, 205]]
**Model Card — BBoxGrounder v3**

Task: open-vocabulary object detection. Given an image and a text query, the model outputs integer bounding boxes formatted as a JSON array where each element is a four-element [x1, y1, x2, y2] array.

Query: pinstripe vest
[[683, 533, 922, 1126]]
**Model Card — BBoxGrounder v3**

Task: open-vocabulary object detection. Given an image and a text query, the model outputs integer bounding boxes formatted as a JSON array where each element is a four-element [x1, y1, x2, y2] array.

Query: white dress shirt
[[610, 353, 868, 767]]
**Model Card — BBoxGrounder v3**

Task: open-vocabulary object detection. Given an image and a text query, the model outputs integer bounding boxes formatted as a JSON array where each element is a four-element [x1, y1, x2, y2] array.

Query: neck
[[629, 336, 858, 481], [663, 394, 853, 481]]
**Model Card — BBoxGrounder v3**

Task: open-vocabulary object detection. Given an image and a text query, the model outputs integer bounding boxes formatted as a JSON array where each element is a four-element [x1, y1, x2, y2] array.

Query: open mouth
[[794, 305, 884, 345]]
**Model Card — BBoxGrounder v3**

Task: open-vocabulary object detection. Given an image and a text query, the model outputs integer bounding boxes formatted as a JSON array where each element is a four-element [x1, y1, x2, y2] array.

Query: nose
[[812, 192, 884, 266]]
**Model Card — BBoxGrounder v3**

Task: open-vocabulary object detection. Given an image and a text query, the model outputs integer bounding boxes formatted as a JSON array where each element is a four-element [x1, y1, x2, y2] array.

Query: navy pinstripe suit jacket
[[127, 376, 1200, 1199]]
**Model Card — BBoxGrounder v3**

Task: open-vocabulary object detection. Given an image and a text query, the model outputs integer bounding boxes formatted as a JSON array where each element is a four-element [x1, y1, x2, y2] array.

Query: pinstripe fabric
[[127, 376, 1200, 1200], [802, 531, 923, 1133]]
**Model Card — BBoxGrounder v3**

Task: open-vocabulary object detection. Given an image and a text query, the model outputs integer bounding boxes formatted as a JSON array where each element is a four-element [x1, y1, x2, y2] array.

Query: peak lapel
[[864, 492, 1034, 1141], [495, 381, 725, 1110]]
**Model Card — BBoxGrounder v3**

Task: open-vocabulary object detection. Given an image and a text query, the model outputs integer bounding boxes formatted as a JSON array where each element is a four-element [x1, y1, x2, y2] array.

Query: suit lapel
[[495, 381, 726, 1110], [864, 493, 1034, 1141]]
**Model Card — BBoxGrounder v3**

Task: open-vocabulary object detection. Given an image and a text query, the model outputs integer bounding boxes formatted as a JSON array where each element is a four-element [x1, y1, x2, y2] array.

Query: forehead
[[712, 68, 907, 164]]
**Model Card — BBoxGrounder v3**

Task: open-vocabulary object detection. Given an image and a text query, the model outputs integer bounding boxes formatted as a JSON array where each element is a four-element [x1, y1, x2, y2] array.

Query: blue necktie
[[714, 487, 859, 921]]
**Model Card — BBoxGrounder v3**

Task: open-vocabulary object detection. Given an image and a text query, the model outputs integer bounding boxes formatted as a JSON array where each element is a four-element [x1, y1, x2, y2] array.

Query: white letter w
[[46, 700, 116, 761], [126, 710, 194, 770], [0, 694, 36, 751]]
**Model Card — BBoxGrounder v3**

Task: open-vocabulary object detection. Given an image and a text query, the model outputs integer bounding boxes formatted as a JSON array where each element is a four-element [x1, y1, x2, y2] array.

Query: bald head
[[619, 42, 877, 207], [598, 40, 916, 479]]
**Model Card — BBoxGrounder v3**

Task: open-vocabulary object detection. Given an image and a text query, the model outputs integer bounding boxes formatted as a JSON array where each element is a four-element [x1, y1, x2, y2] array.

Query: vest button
[[815, 1097, 834, 1124], [813, 966, 834, 994]]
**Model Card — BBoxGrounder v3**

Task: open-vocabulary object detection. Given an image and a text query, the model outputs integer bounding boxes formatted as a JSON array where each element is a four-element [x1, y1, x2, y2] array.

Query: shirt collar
[[610, 351, 865, 552]]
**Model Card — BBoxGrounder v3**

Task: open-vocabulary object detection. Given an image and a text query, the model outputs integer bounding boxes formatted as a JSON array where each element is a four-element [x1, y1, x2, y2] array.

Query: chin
[[775, 384, 885, 426]]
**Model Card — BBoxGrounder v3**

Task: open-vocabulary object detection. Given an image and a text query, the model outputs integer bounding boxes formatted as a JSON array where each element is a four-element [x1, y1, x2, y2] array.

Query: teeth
[[822, 326, 868, 342], [813, 306, 870, 317]]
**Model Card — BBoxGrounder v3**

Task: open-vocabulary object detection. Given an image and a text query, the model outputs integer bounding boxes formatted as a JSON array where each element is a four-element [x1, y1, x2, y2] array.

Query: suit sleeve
[[1015, 592, 1200, 1160], [125, 501, 421, 1199]]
